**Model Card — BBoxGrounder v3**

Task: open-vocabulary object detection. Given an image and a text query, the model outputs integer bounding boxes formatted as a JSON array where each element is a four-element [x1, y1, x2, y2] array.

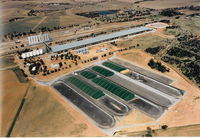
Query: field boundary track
[[6, 82, 30, 137], [115, 124, 200, 136], [32, 16, 48, 31]]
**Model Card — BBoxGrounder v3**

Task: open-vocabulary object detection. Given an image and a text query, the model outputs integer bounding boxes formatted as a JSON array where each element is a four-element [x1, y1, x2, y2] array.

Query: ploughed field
[[51, 59, 185, 128]]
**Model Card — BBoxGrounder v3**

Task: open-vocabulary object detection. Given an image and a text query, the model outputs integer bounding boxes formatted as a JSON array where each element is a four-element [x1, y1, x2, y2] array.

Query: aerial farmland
[[1, 0, 200, 137]]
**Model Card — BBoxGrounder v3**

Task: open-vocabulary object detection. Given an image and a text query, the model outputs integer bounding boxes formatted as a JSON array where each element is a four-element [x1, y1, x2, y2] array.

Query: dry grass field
[[116, 34, 166, 50], [0, 55, 17, 68], [153, 124, 200, 136], [10, 81, 105, 137], [117, 124, 200, 136], [0, 69, 28, 136], [137, 0, 200, 9], [3, 0, 199, 34]]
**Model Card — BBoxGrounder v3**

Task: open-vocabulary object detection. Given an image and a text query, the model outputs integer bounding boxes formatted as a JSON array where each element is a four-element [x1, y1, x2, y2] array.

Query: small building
[[29, 52, 33, 57], [32, 50, 37, 56], [39, 49, 43, 54], [26, 52, 30, 58]]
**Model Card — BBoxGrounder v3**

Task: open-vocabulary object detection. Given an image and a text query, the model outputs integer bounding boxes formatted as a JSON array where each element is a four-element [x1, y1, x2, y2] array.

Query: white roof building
[[26, 53, 30, 57], [28, 33, 50, 45], [21, 49, 44, 59], [21, 53, 26, 59], [39, 49, 43, 54]]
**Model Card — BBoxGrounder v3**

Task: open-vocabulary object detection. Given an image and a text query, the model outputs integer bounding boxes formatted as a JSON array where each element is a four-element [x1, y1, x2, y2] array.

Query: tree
[[161, 125, 168, 130], [145, 127, 153, 137], [58, 62, 63, 67]]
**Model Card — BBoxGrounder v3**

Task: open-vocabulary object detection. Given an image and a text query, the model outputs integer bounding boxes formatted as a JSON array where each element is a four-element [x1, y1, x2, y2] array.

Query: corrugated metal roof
[[51, 26, 151, 52]]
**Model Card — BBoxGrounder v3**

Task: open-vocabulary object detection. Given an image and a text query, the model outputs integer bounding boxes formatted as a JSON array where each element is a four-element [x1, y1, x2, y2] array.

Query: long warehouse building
[[51, 26, 152, 52]]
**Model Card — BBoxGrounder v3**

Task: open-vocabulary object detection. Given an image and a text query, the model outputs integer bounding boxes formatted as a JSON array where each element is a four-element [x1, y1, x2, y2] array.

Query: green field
[[68, 77, 105, 99], [102, 61, 126, 72], [91, 66, 114, 77], [80, 71, 97, 79], [92, 77, 134, 101]]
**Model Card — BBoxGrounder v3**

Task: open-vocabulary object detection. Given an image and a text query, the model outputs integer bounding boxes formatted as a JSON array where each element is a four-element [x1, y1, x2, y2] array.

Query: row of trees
[[42, 55, 101, 76], [9, 17, 24, 22], [3, 30, 36, 40], [167, 47, 199, 60], [161, 56, 182, 66], [95, 8, 152, 23], [4, 18, 96, 41], [143, 125, 168, 137], [42, 64, 72, 76], [159, 5, 200, 17], [148, 59, 170, 73], [160, 8, 183, 17], [117, 45, 139, 52], [50, 52, 81, 61], [145, 46, 163, 55]]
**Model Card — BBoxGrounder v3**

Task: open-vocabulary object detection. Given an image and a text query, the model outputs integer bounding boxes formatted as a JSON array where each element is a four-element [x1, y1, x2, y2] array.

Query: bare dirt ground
[[10, 80, 106, 137], [115, 109, 155, 130]]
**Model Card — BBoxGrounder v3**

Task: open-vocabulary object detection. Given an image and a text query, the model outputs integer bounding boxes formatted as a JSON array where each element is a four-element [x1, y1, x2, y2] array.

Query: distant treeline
[[9, 17, 24, 22], [159, 5, 200, 17]]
